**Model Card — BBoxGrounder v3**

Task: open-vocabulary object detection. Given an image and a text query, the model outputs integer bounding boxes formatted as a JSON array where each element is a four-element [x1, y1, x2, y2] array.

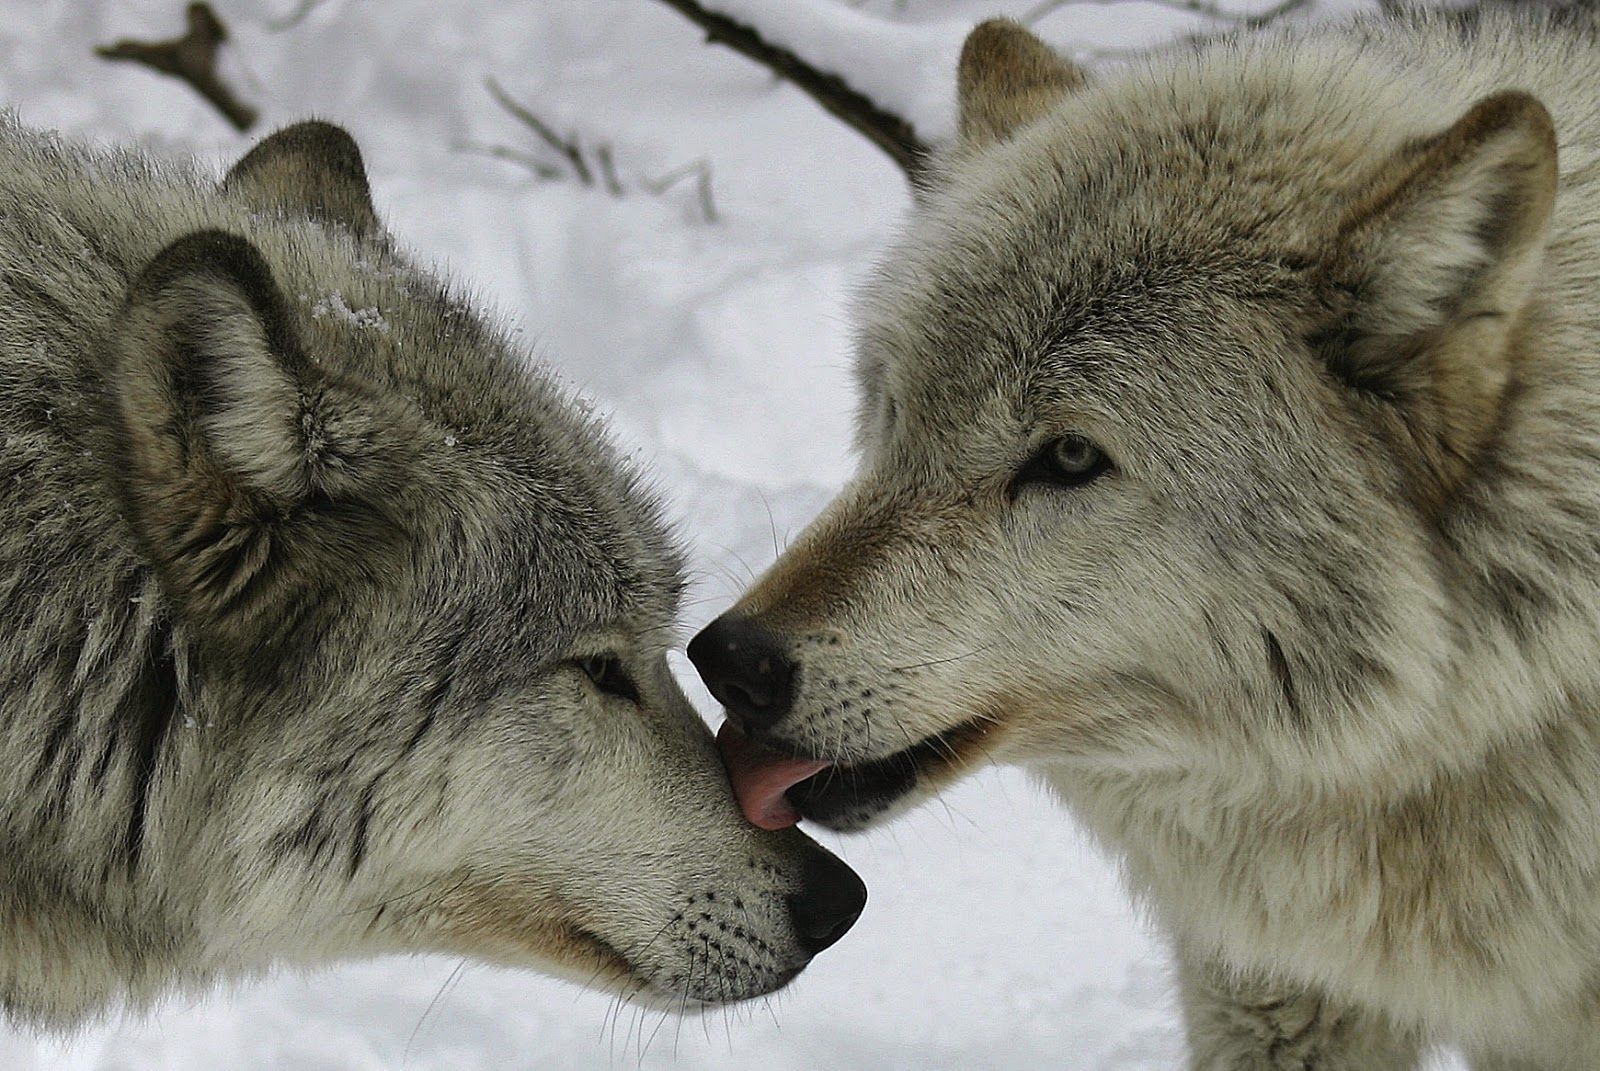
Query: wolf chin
[[693, 5, 1600, 1067], [0, 117, 866, 1029]]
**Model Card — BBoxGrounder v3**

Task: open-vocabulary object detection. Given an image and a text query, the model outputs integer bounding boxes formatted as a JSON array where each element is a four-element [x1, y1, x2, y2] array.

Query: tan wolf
[[694, 6, 1600, 1067], [0, 117, 865, 1029]]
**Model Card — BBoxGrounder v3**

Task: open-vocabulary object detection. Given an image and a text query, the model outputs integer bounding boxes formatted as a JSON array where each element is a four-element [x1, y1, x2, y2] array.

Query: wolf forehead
[[253, 229, 688, 642], [857, 39, 1456, 423]]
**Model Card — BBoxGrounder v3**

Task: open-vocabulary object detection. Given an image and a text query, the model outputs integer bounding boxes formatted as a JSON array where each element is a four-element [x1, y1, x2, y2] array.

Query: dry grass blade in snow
[[479, 77, 720, 222]]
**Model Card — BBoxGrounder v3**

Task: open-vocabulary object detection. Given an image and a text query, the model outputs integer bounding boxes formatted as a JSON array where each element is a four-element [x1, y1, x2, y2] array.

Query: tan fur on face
[[708, 6, 1600, 1066]]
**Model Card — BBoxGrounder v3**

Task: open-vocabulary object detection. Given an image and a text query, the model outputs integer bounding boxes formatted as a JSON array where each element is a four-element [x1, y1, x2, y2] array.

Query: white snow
[[309, 291, 390, 331], [0, 1, 1467, 1068]]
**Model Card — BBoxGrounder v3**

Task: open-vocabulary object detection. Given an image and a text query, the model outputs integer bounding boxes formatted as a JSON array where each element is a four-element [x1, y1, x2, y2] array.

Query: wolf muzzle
[[688, 614, 797, 732]]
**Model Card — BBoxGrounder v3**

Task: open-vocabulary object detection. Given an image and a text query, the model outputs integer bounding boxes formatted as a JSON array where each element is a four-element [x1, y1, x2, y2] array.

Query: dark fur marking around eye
[[582, 653, 642, 704], [1263, 629, 1304, 729]]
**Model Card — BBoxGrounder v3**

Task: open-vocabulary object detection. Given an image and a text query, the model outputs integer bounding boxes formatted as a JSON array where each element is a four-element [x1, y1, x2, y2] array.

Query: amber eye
[[1016, 434, 1112, 492], [579, 654, 641, 704]]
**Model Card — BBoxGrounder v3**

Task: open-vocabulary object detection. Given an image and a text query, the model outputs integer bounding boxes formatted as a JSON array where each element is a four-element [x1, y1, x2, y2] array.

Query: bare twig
[[648, 0, 929, 184], [485, 77, 595, 186], [1024, 0, 1312, 29], [95, 3, 258, 131], [474, 83, 720, 223], [643, 160, 720, 223], [595, 145, 626, 197], [261, 0, 331, 32], [694, 166, 717, 224], [456, 142, 565, 181]]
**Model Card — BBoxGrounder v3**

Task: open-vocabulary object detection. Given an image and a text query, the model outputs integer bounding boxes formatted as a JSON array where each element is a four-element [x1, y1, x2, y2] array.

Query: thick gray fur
[[714, 4, 1600, 1066], [0, 115, 837, 1028]]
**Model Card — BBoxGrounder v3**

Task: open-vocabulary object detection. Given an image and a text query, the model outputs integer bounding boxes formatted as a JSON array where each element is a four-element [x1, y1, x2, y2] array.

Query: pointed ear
[[1323, 91, 1558, 505], [222, 121, 380, 238], [107, 231, 401, 650], [957, 20, 1085, 151]]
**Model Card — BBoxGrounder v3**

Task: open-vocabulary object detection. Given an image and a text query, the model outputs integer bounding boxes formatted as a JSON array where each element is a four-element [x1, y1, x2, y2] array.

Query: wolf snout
[[788, 844, 868, 955], [688, 614, 795, 731]]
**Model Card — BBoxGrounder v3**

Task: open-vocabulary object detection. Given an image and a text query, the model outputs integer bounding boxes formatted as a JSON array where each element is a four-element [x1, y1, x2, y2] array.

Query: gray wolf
[[694, 7, 1600, 1067], [0, 116, 864, 1029]]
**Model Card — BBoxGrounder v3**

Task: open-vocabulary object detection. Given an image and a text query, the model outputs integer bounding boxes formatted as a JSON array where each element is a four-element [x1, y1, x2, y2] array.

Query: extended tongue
[[716, 721, 830, 831]]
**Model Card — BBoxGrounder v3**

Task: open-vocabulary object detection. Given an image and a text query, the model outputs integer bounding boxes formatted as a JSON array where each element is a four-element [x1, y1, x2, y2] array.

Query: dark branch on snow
[[648, 0, 931, 184], [485, 77, 596, 186], [95, 3, 258, 132]]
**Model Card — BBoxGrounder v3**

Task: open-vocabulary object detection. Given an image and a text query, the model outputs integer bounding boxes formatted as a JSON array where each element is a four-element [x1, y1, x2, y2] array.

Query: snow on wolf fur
[[0, 116, 863, 1029]]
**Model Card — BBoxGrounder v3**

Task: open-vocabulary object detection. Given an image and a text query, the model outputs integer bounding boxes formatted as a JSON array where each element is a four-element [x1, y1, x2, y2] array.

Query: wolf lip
[[728, 718, 996, 831], [785, 748, 922, 828]]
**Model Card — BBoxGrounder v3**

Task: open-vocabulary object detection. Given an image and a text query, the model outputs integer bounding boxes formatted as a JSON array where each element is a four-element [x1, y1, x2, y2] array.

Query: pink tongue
[[717, 721, 830, 831]]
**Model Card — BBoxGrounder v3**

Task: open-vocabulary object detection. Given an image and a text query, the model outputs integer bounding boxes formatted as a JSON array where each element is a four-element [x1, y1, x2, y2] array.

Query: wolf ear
[[108, 231, 396, 649], [957, 20, 1085, 150], [1325, 91, 1558, 504], [222, 121, 380, 238]]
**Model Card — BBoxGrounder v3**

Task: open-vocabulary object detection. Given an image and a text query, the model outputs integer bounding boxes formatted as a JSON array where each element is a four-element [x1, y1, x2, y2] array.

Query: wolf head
[[693, 21, 1559, 829], [56, 122, 865, 1024]]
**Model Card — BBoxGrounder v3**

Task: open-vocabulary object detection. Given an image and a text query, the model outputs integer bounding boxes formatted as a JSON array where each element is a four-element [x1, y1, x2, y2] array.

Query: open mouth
[[718, 718, 995, 832]]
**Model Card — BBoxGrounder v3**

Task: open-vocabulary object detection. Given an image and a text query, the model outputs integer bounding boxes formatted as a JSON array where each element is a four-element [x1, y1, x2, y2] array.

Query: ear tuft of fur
[[1324, 90, 1558, 506], [109, 230, 321, 639], [222, 120, 380, 238], [1342, 90, 1557, 346], [957, 20, 1085, 150]]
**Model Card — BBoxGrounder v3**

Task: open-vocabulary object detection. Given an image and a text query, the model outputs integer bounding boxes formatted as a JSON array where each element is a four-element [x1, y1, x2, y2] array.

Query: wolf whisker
[[672, 947, 693, 1058], [640, 994, 674, 1062], [401, 957, 466, 1068], [756, 489, 782, 562], [884, 643, 996, 674]]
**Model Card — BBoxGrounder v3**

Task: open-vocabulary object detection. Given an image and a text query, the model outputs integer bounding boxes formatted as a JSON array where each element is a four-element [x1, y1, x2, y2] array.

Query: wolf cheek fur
[[0, 118, 864, 1029], [697, 8, 1600, 1068]]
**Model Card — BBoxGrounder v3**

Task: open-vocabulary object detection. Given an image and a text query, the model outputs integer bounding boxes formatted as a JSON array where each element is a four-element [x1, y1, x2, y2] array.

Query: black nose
[[788, 846, 868, 956], [687, 614, 795, 732]]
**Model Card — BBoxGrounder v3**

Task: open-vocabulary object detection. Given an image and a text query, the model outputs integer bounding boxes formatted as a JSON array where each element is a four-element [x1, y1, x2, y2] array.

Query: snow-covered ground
[[0, 1, 1466, 1068]]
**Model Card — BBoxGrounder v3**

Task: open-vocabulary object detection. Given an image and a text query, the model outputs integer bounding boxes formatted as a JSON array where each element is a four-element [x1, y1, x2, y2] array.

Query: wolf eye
[[1018, 434, 1111, 491], [578, 654, 641, 704]]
